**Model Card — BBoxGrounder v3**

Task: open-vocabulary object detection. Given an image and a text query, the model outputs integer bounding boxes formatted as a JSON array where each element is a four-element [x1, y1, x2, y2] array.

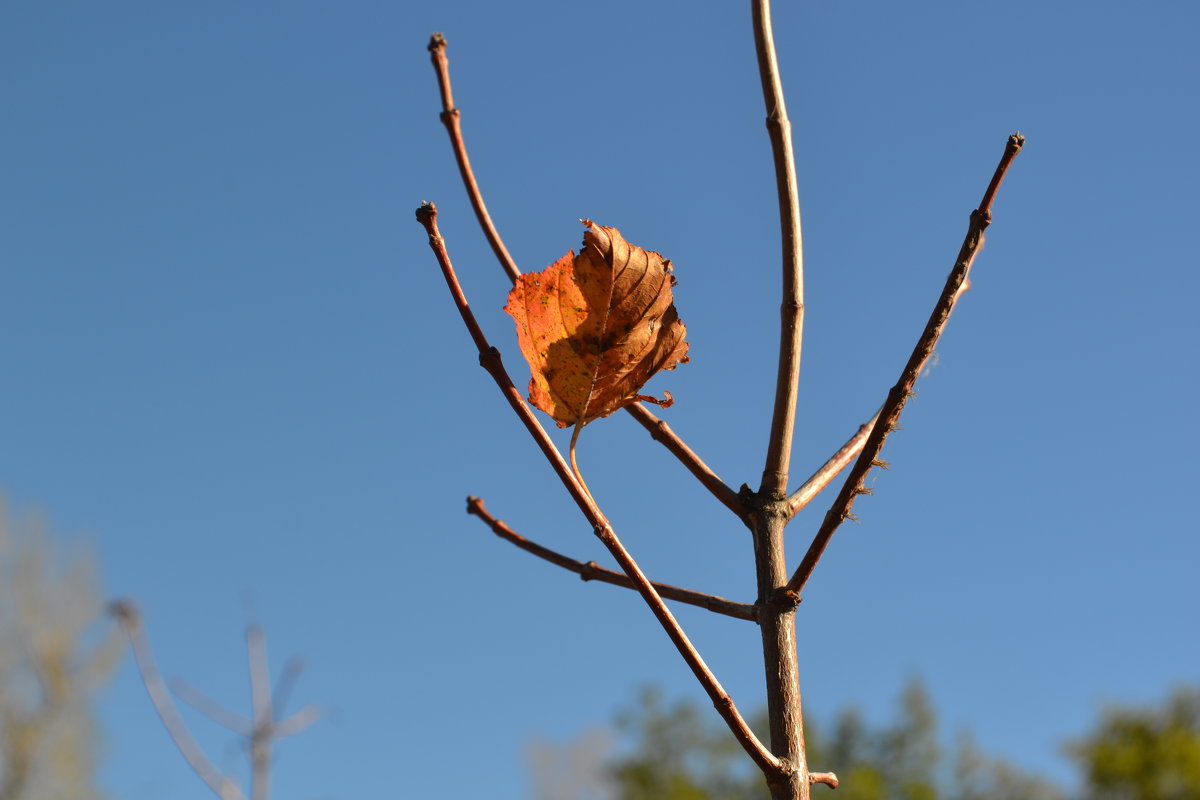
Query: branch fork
[[112, 601, 319, 800], [420, 20, 1022, 800], [417, 202, 780, 776]]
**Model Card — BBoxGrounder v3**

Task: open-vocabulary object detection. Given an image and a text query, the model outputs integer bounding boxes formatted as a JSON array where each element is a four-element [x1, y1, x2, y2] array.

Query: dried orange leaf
[[504, 221, 690, 429]]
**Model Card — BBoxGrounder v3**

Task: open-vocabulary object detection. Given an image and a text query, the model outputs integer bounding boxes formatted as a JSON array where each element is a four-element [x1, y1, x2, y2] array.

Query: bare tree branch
[[114, 603, 319, 799], [624, 404, 748, 521], [782, 133, 1026, 601], [417, 202, 781, 777], [747, 4, 825, 796], [427, 33, 520, 283], [783, 274, 973, 523], [785, 411, 881, 520], [754, 0, 806, 500], [425, 33, 748, 522], [415, 203, 590, 513], [467, 495, 758, 621], [247, 626, 272, 800], [422, 15, 1024, 799], [273, 705, 321, 740], [170, 678, 253, 737], [271, 655, 305, 718], [111, 601, 247, 800]]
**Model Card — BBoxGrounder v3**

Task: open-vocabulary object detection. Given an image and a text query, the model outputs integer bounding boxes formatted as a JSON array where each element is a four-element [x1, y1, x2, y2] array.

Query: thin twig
[[784, 269, 973, 521], [417, 202, 594, 515], [271, 655, 305, 717], [417, 203, 780, 776], [170, 677, 253, 736], [782, 133, 1026, 600], [753, 0, 806, 498], [467, 496, 758, 621], [784, 276, 972, 522], [427, 33, 520, 283], [247, 626, 272, 800], [111, 601, 246, 800], [624, 404, 748, 520], [273, 705, 321, 739], [425, 33, 747, 522], [785, 411, 881, 519]]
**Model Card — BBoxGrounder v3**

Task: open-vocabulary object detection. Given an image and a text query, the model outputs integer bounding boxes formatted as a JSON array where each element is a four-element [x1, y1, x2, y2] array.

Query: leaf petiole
[[568, 423, 597, 509]]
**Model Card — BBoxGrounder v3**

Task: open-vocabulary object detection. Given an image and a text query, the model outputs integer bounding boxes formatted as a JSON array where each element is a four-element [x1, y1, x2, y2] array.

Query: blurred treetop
[[0, 500, 121, 800], [531, 680, 1200, 800]]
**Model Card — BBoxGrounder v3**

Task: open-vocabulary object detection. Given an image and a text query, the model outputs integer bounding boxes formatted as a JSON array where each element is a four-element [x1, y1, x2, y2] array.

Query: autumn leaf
[[504, 221, 690, 430]]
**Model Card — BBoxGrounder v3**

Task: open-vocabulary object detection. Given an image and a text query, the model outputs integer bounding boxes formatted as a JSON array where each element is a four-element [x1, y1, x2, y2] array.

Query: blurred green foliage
[[603, 679, 1200, 800], [1069, 687, 1200, 800], [610, 679, 1061, 800]]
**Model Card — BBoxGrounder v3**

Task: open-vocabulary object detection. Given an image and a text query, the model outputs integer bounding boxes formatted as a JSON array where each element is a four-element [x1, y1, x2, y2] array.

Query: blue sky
[[2, 1, 1197, 797]]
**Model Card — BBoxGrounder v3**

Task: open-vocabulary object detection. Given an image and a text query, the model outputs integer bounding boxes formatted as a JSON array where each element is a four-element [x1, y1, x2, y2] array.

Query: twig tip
[[416, 201, 437, 224], [109, 598, 137, 623], [428, 33, 446, 51], [810, 771, 840, 788]]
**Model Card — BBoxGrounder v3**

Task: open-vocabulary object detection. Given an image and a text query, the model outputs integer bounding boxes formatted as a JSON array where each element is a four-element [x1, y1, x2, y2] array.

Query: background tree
[[113, 602, 320, 800], [951, 731, 1065, 800], [610, 687, 767, 800], [601, 679, 1066, 800], [526, 729, 617, 800], [1069, 687, 1200, 800], [419, 1, 1022, 795], [0, 498, 121, 800]]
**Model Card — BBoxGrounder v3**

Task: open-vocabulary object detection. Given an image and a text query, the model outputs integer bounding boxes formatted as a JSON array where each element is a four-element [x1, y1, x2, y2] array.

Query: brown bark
[[420, 8, 1024, 798], [751, 502, 809, 799]]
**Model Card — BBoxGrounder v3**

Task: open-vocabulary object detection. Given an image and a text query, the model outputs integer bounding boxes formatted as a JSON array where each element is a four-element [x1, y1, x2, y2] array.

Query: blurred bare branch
[[112, 601, 246, 800], [112, 601, 320, 800], [170, 678, 253, 737]]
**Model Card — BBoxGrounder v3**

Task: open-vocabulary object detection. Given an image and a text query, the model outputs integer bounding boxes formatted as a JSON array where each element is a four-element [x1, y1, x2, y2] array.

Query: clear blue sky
[[3, 1, 1197, 797]]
